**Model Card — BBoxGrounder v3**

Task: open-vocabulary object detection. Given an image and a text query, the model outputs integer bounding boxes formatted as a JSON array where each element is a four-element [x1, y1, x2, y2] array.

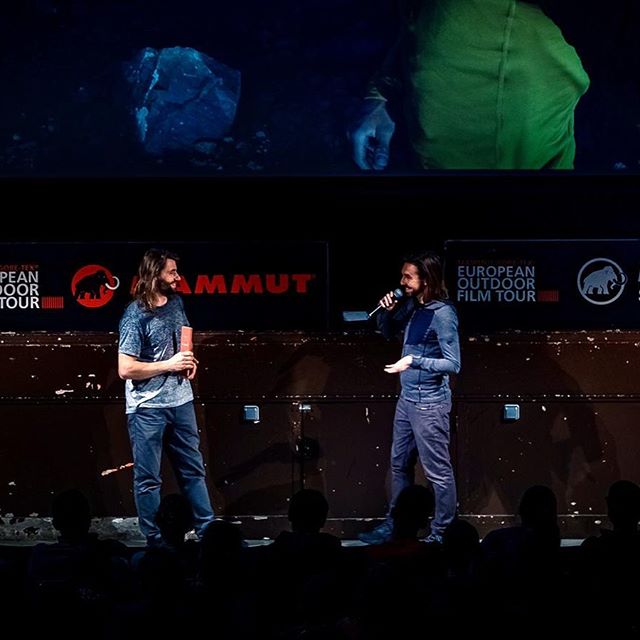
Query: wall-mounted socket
[[503, 404, 520, 421], [243, 405, 260, 423]]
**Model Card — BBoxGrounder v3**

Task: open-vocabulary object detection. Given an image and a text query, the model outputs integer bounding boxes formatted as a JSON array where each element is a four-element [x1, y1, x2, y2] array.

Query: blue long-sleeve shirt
[[377, 297, 461, 403]]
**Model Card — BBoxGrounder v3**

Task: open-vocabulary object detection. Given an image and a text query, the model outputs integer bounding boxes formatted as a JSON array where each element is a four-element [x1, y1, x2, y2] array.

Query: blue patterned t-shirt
[[118, 296, 194, 414]]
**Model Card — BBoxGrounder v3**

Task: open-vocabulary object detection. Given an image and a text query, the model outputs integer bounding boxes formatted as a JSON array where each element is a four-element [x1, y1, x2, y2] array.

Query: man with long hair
[[118, 248, 214, 547], [360, 251, 461, 545]]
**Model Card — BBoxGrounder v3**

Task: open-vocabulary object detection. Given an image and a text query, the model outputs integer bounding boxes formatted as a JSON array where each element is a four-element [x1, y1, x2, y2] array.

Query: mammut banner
[[0, 242, 328, 330], [445, 239, 640, 330]]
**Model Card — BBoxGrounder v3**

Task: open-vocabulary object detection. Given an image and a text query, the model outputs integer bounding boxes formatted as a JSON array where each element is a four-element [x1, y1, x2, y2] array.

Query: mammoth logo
[[72, 264, 120, 308], [577, 258, 627, 305]]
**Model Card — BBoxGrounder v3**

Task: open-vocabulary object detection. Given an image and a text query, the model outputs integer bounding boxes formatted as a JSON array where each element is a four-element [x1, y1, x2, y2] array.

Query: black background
[[4, 173, 640, 332]]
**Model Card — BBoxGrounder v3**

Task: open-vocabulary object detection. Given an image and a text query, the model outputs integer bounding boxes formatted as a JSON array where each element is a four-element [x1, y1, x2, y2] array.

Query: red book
[[180, 326, 193, 352]]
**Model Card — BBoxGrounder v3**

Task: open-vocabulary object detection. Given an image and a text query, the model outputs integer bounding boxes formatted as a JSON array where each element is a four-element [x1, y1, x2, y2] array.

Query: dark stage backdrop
[[0, 241, 328, 331], [446, 239, 640, 331], [5, 174, 640, 334]]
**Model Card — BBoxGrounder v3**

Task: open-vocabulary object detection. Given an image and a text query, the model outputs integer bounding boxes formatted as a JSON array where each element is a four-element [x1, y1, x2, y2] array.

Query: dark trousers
[[389, 396, 456, 535], [127, 401, 214, 543]]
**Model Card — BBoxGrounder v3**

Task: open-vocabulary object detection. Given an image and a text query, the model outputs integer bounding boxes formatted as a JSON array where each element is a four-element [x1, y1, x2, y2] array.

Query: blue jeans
[[127, 401, 214, 544], [389, 396, 456, 536]]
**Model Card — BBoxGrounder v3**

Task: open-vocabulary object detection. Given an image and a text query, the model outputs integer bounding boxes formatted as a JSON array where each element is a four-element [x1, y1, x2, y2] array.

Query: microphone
[[369, 287, 404, 318]]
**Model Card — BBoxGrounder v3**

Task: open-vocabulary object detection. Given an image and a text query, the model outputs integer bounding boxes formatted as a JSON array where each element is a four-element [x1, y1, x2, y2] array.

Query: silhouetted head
[[51, 488, 91, 540], [200, 520, 244, 586], [155, 493, 194, 546], [443, 518, 480, 565], [606, 480, 640, 532], [518, 485, 557, 530], [201, 520, 244, 555], [288, 489, 329, 533], [391, 485, 435, 537]]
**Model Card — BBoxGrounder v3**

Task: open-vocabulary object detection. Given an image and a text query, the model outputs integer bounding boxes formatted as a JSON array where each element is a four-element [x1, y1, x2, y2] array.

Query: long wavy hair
[[403, 250, 448, 301], [133, 248, 179, 311]]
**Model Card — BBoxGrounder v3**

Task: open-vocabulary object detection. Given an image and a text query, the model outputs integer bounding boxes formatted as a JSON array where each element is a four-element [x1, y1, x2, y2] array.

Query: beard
[[157, 279, 176, 297]]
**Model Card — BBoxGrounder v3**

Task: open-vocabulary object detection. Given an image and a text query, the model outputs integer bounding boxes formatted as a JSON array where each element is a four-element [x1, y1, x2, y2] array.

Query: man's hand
[[186, 357, 199, 380], [350, 100, 396, 170], [167, 350, 196, 373], [379, 290, 400, 312], [384, 355, 412, 374]]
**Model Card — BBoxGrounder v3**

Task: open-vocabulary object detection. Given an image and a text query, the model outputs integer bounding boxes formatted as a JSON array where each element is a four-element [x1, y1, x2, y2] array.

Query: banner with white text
[[0, 241, 328, 330], [445, 239, 640, 330]]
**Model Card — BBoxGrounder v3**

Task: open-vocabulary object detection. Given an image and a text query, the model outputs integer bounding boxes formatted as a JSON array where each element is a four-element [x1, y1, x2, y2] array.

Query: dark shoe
[[146, 534, 165, 549], [358, 520, 393, 545], [420, 532, 443, 544]]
